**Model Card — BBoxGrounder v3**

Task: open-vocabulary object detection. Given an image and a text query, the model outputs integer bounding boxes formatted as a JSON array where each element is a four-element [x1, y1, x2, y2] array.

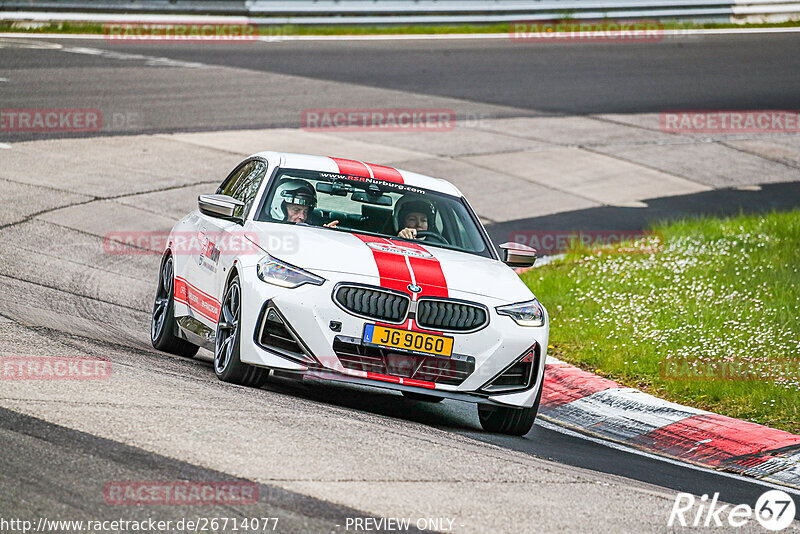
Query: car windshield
[[256, 168, 493, 258]]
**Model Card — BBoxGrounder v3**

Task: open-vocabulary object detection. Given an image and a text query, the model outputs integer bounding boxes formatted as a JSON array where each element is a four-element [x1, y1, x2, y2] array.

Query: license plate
[[363, 324, 453, 358]]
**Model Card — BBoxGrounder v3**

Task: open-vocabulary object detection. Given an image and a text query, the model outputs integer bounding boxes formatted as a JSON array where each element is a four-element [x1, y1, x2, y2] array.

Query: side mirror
[[198, 194, 245, 220], [499, 242, 537, 268]]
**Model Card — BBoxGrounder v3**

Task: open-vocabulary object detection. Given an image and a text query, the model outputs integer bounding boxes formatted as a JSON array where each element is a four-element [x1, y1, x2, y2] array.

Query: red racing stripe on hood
[[353, 234, 412, 293], [330, 157, 370, 178], [402, 242, 448, 299], [354, 235, 449, 332]]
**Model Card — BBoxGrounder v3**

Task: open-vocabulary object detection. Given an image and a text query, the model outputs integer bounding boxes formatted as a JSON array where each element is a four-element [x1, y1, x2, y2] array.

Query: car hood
[[247, 221, 534, 303]]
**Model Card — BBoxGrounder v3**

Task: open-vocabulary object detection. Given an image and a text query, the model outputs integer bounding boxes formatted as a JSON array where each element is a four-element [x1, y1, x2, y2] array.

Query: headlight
[[256, 255, 325, 288], [496, 299, 545, 327]]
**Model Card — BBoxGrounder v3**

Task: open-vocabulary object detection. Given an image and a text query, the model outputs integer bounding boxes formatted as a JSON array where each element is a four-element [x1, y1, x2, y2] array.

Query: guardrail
[[1, 0, 798, 23]]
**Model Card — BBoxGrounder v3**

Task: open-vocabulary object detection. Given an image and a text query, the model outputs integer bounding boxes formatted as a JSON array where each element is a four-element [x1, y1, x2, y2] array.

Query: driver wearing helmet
[[270, 178, 337, 227], [395, 197, 436, 240]]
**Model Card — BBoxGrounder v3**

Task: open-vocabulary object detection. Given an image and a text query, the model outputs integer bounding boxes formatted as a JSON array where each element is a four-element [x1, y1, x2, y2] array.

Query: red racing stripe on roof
[[330, 157, 370, 178]]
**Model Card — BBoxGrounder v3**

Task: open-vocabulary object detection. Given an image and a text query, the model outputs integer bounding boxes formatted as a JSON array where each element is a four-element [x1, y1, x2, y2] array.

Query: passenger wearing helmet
[[395, 197, 437, 241]]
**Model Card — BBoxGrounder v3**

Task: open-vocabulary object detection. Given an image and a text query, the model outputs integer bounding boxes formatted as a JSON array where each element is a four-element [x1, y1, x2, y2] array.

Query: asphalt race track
[[2, 32, 800, 139], [1, 33, 800, 532]]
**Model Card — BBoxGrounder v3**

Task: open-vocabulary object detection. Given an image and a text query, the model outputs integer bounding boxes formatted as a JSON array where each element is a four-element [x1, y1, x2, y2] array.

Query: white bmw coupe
[[151, 152, 548, 435]]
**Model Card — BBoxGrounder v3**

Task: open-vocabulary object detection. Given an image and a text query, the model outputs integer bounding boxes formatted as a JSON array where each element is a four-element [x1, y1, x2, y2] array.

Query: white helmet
[[270, 178, 317, 221]]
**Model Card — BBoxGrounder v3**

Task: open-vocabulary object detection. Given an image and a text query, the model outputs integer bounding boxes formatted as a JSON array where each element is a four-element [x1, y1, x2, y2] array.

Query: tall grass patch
[[524, 211, 800, 433]]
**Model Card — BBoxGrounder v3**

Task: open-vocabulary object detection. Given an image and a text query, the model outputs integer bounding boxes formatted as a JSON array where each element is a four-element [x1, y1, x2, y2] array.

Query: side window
[[450, 209, 468, 248], [217, 162, 252, 196], [216, 161, 268, 219]]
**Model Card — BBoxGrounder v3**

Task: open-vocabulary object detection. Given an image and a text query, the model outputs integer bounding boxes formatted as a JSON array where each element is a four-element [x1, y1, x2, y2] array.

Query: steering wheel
[[414, 230, 449, 244]]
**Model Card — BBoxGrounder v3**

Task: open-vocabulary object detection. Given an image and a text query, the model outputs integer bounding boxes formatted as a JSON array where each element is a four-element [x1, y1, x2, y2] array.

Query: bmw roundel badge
[[407, 284, 422, 293]]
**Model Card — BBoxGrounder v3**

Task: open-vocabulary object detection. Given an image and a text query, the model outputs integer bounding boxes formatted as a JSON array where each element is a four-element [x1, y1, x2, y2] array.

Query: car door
[[173, 160, 264, 329]]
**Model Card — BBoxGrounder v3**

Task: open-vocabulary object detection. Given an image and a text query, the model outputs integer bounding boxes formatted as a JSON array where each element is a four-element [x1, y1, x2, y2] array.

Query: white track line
[[0, 143, 11, 149], [536, 417, 800, 496], [1, 27, 800, 41], [266, 27, 800, 39]]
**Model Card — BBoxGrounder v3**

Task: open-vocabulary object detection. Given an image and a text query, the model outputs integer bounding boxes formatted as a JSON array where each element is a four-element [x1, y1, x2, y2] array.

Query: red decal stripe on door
[[330, 157, 370, 178], [364, 163, 404, 183]]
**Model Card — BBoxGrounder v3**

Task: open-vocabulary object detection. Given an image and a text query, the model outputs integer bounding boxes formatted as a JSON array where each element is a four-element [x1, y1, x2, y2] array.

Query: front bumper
[[238, 266, 549, 408]]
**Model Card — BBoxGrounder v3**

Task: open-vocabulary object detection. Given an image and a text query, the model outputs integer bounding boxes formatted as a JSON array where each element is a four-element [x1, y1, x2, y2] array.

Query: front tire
[[151, 254, 198, 358], [214, 275, 268, 388], [477, 380, 543, 436]]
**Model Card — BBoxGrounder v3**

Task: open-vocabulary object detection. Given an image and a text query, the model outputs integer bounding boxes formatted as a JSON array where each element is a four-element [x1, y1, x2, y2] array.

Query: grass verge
[[0, 20, 799, 36], [521, 211, 800, 434]]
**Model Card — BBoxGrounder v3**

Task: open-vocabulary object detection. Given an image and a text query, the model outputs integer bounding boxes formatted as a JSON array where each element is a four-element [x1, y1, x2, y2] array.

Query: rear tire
[[151, 254, 198, 358], [477, 380, 543, 436], [214, 275, 268, 388], [402, 391, 444, 403]]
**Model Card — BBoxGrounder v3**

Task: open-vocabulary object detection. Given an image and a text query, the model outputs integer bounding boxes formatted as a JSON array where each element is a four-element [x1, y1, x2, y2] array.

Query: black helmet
[[394, 195, 436, 232]]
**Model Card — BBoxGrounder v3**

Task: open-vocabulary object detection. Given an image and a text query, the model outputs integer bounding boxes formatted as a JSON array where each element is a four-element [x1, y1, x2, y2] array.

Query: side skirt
[[176, 316, 215, 351]]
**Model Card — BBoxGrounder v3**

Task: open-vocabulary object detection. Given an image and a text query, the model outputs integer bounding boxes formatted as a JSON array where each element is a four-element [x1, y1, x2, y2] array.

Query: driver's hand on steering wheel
[[398, 227, 417, 239]]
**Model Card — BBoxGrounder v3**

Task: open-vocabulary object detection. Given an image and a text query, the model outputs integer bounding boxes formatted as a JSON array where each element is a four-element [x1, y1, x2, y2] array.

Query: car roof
[[251, 151, 463, 197]]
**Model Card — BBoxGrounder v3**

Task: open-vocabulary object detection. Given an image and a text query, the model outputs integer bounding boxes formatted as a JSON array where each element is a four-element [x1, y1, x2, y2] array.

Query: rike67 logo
[[669, 490, 796, 530]]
